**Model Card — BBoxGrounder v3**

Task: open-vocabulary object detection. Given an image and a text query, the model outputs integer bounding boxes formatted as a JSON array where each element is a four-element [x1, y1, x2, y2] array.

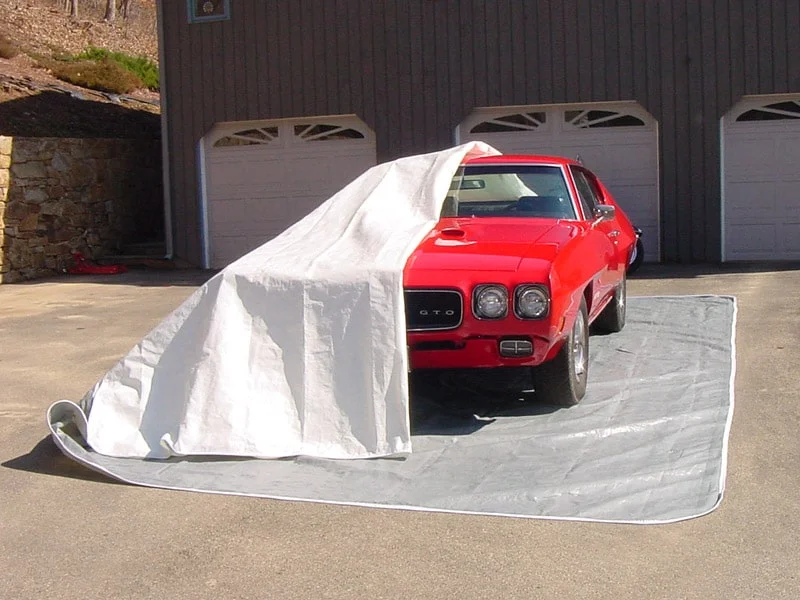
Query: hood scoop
[[440, 227, 466, 238], [434, 227, 471, 246]]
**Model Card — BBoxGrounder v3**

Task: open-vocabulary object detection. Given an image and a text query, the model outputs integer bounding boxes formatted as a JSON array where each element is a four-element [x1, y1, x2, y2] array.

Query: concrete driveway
[[1, 265, 799, 600]]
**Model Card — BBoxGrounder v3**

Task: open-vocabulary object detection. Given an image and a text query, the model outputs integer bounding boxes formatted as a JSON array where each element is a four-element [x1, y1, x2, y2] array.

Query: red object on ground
[[67, 252, 128, 275]]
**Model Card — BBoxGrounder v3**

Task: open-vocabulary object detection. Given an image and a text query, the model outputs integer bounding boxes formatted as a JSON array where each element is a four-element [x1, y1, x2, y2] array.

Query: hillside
[[0, 0, 160, 138]]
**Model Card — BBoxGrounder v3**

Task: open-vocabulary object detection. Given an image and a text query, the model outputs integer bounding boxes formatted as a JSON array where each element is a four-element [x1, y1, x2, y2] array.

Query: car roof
[[463, 154, 580, 167]]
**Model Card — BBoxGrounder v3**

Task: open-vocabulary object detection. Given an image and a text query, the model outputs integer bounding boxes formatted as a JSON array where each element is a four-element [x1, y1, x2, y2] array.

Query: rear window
[[443, 165, 576, 219]]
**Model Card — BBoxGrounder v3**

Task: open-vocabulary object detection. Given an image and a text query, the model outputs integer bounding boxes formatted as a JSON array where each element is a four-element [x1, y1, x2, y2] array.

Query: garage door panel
[[780, 222, 800, 253], [724, 96, 800, 260], [725, 223, 800, 259], [726, 182, 778, 218], [776, 136, 800, 168], [725, 137, 776, 173], [207, 161, 285, 189], [205, 118, 377, 268], [211, 207, 285, 237], [208, 198, 250, 226], [773, 182, 800, 218], [725, 223, 779, 258], [637, 225, 659, 257], [612, 184, 660, 219], [211, 236, 257, 267]]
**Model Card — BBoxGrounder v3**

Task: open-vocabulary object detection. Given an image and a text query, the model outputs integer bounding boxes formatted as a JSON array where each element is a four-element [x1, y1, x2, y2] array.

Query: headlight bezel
[[472, 284, 509, 320], [514, 284, 550, 320]]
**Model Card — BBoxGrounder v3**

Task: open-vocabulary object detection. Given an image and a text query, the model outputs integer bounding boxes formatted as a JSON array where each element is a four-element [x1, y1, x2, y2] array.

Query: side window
[[582, 170, 607, 204], [570, 167, 597, 219]]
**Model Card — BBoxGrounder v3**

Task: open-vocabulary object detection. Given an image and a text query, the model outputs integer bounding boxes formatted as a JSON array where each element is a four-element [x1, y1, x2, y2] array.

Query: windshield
[[444, 165, 576, 219]]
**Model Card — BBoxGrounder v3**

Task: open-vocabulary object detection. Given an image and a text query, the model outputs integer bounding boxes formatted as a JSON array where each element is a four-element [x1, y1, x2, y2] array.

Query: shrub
[[74, 46, 159, 91], [50, 57, 144, 95], [0, 34, 20, 59]]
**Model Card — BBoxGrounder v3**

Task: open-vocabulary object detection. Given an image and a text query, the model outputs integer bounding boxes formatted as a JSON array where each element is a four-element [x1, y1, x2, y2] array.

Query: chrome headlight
[[473, 284, 508, 319], [515, 285, 550, 319]]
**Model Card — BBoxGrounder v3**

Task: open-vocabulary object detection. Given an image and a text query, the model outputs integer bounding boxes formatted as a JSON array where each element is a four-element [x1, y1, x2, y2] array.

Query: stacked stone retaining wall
[[0, 136, 162, 282]]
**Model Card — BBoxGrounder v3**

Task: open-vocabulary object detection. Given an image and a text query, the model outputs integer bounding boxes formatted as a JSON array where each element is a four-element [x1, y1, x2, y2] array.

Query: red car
[[403, 154, 638, 407]]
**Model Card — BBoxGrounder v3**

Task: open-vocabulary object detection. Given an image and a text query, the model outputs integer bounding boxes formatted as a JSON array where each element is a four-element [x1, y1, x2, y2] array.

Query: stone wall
[[0, 136, 162, 283]]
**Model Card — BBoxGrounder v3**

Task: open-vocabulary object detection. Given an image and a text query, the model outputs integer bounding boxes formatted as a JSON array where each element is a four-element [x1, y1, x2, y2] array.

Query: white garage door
[[204, 116, 376, 268], [722, 96, 800, 261], [460, 103, 660, 260]]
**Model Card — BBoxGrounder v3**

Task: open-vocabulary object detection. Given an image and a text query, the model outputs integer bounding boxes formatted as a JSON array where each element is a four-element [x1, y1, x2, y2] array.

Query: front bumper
[[407, 331, 554, 369]]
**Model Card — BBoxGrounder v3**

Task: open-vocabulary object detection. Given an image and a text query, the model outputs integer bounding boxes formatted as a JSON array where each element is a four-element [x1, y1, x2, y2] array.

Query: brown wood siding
[[159, 0, 800, 265]]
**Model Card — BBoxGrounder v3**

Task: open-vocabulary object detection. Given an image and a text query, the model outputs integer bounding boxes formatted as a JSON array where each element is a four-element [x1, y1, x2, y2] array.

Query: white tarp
[[62, 142, 499, 460]]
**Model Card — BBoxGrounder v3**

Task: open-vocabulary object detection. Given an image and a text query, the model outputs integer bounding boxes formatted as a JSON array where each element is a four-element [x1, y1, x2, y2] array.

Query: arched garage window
[[736, 100, 800, 121], [564, 109, 645, 129], [469, 112, 547, 133], [294, 124, 366, 141], [213, 127, 279, 147]]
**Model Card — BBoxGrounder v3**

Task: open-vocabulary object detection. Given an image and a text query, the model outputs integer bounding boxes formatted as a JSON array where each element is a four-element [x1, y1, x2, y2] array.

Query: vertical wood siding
[[160, 0, 800, 264]]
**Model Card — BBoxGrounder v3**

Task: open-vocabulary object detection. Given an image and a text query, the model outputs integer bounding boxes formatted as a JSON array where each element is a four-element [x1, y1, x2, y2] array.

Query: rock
[[11, 161, 47, 179], [18, 213, 39, 232], [24, 187, 48, 204]]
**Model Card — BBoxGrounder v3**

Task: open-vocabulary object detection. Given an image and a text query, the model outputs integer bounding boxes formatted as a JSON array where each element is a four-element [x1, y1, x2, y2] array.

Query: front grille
[[404, 289, 463, 331]]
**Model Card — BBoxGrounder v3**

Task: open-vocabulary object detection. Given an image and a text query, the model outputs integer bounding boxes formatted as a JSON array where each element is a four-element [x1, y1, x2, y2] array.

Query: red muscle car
[[403, 155, 637, 407]]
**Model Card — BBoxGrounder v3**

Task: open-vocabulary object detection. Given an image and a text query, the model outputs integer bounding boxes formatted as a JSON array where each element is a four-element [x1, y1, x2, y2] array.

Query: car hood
[[406, 218, 578, 272]]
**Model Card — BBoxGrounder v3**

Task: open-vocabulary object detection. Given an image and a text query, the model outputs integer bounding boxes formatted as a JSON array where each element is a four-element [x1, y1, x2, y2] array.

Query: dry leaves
[[0, 0, 158, 62]]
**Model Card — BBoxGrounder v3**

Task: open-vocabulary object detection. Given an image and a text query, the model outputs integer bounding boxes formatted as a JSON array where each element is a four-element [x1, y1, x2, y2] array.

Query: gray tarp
[[49, 295, 736, 524]]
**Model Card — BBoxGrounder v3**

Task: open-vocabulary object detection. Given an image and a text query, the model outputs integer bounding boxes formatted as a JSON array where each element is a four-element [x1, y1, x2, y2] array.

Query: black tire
[[627, 236, 644, 274], [534, 298, 589, 407], [594, 273, 626, 333]]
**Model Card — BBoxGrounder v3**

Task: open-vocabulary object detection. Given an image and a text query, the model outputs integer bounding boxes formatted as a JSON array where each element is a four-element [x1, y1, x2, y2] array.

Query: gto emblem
[[419, 309, 455, 316]]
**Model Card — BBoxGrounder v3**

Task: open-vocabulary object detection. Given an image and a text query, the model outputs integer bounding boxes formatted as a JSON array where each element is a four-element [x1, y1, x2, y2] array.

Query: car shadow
[[410, 368, 560, 436]]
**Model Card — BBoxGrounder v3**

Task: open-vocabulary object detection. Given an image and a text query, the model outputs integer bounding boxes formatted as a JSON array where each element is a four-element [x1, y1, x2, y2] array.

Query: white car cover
[[64, 142, 499, 460]]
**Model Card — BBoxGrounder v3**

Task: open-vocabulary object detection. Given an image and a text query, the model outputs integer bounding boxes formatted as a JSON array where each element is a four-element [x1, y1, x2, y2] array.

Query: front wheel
[[594, 273, 626, 333], [534, 298, 589, 406]]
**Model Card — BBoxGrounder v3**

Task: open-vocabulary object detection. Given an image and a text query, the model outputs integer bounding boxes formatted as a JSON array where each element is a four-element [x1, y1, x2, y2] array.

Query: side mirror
[[592, 204, 616, 222]]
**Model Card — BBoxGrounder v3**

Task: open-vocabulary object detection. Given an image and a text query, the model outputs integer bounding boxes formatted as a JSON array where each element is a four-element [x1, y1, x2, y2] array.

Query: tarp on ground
[[48, 296, 737, 524], [50, 142, 499, 460]]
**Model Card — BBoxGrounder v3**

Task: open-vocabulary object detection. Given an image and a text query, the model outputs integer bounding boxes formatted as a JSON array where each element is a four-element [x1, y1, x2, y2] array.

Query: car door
[[569, 166, 621, 308]]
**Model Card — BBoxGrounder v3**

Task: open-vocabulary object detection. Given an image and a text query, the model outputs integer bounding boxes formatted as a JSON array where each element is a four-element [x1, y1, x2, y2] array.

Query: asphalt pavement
[[1, 264, 799, 600]]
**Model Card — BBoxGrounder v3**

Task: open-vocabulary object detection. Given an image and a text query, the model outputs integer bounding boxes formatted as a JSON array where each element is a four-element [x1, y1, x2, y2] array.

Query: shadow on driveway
[[2, 436, 119, 485], [632, 261, 800, 280], [5, 267, 213, 289]]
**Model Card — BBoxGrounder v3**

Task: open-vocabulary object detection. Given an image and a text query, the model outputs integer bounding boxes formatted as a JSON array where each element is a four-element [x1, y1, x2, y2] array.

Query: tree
[[64, 0, 78, 19], [103, 0, 116, 22]]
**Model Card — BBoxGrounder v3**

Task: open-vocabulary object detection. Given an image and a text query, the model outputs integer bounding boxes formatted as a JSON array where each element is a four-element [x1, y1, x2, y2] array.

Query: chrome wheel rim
[[572, 311, 587, 378]]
